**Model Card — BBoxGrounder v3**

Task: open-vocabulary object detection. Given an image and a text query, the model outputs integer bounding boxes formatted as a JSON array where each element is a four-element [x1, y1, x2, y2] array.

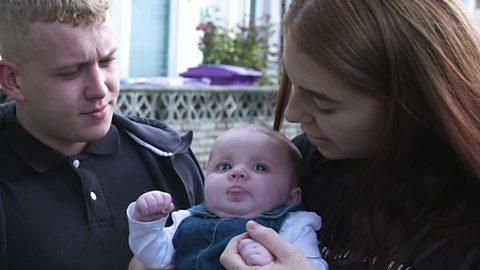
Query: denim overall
[[172, 202, 302, 270]]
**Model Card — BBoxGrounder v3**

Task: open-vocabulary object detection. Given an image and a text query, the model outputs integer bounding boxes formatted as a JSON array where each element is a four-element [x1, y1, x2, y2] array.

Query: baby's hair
[[230, 124, 303, 186]]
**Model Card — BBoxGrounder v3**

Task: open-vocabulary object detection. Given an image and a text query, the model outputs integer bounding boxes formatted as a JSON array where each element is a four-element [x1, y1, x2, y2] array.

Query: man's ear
[[287, 187, 302, 204], [0, 59, 25, 101]]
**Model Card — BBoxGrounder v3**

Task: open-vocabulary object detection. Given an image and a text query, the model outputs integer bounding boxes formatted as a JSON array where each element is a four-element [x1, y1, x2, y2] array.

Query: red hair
[[276, 0, 480, 268]]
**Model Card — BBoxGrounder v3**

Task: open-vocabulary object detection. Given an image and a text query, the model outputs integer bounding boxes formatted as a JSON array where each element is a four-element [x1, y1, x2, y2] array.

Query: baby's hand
[[133, 190, 174, 222], [237, 237, 274, 266]]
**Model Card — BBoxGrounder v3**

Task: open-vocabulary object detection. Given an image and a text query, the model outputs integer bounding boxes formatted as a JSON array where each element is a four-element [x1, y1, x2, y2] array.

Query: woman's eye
[[218, 163, 232, 171], [253, 164, 267, 172], [317, 108, 336, 115], [313, 99, 336, 115]]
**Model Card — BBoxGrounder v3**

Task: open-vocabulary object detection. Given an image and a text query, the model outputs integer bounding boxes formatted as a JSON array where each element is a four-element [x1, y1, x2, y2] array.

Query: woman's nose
[[285, 85, 313, 124]]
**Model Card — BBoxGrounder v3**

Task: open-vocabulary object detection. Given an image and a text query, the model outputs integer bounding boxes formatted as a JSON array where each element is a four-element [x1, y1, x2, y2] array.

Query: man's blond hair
[[0, 0, 110, 61]]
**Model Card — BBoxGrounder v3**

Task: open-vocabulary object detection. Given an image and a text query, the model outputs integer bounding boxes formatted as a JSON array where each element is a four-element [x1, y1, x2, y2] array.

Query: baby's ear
[[287, 187, 302, 204]]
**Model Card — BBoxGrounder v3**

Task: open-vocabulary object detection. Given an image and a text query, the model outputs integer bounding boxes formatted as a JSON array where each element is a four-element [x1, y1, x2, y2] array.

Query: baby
[[127, 125, 327, 270]]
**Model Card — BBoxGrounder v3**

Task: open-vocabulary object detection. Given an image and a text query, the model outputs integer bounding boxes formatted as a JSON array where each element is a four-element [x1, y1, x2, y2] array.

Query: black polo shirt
[[0, 115, 159, 269]]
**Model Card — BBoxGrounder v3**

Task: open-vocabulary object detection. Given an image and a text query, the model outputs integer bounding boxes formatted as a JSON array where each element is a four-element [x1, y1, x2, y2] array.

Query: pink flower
[[196, 22, 212, 33]]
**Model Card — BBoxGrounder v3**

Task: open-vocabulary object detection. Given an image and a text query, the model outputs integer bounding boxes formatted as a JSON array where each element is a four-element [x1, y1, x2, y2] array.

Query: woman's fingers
[[220, 232, 251, 269], [244, 221, 296, 260]]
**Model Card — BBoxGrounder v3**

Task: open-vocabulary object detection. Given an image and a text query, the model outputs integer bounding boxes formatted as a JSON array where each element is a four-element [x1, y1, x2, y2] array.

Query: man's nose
[[85, 65, 108, 100]]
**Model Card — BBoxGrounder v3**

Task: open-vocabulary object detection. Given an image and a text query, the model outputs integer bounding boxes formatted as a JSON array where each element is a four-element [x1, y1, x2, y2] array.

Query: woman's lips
[[307, 134, 331, 146]]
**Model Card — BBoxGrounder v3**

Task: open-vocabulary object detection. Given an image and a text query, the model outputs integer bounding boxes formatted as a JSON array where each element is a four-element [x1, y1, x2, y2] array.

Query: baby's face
[[204, 128, 297, 218]]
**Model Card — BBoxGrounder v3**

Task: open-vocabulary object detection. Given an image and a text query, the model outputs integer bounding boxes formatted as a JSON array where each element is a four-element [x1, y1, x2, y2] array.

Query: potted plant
[[190, 8, 278, 85]]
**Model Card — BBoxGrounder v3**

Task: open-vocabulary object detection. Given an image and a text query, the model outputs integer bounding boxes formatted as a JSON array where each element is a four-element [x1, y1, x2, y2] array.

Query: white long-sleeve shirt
[[127, 203, 328, 270]]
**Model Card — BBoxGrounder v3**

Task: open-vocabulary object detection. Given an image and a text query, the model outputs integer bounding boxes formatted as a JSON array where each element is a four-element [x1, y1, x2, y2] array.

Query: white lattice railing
[[117, 85, 277, 122]]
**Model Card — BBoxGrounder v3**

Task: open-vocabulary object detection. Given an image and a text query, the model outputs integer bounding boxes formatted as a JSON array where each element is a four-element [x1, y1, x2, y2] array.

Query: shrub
[[196, 8, 278, 85]]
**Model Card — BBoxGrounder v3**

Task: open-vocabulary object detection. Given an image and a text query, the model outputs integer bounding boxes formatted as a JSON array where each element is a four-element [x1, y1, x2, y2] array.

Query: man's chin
[[79, 125, 111, 142]]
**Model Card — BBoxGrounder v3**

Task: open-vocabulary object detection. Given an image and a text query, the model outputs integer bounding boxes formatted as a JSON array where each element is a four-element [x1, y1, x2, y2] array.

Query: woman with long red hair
[[221, 1, 480, 269]]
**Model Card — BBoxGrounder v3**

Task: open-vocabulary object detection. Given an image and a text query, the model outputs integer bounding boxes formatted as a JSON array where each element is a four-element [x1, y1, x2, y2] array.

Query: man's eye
[[218, 163, 232, 171], [59, 70, 80, 77], [100, 57, 117, 67], [253, 164, 267, 172]]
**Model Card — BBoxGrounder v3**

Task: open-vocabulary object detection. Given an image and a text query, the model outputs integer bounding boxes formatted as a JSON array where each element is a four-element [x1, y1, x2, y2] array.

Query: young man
[[0, 1, 204, 269]]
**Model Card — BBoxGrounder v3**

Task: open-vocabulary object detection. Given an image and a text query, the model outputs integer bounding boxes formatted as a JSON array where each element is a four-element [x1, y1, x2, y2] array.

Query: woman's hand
[[128, 257, 149, 270], [128, 257, 174, 270], [220, 220, 316, 270]]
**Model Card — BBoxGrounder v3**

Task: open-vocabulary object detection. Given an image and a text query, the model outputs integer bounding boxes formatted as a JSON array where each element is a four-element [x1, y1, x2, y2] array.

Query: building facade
[[109, 0, 286, 81]]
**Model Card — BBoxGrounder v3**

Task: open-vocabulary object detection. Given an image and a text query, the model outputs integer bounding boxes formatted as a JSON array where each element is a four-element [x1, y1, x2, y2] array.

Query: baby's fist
[[238, 238, 274, 266], [134, 190, 174, 222]]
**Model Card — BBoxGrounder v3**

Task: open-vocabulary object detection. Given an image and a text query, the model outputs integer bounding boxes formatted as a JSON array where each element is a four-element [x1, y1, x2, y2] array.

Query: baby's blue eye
[[219, 163, 232, 171], [253, 164, 267, 172]]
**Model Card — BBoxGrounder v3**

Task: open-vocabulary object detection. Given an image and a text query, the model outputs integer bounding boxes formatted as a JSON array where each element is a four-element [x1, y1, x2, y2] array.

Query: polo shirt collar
[[7, 116, 120, 173]]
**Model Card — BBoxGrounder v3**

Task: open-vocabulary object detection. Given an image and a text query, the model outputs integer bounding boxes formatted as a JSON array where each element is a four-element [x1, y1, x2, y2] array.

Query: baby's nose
[[229, 169, 247, 180]]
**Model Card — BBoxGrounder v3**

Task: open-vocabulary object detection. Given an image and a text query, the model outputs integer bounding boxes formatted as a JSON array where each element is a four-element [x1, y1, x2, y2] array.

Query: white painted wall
[[167, 0, 205, 77], [109, 1, 132, 79]]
